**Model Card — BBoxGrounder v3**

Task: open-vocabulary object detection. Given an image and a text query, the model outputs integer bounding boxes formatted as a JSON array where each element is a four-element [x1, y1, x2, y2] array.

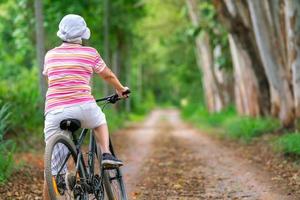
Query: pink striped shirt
[[43, 43, 106, 114]]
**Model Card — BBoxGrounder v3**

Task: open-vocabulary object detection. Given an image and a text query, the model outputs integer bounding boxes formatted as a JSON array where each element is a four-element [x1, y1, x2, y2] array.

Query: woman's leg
[[93, 123, 110, 153], [94, 123, 123, 166]]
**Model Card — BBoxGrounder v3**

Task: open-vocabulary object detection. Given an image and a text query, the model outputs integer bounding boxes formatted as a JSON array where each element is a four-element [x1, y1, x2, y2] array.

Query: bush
[[0, 104, 15, 183], [181, 103, 235, 128], [276, 133, 300, 156], [0, 67, 43, 134], [131, 91, 156, 115], [0, 103, 10, 138], [181, 103, 280, 142], [223, 117, 280, 142]]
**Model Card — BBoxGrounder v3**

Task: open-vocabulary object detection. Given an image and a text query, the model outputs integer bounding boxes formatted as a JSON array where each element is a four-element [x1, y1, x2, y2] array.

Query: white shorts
[[44, 102, 106, 175], [44, 102, 106, 142]]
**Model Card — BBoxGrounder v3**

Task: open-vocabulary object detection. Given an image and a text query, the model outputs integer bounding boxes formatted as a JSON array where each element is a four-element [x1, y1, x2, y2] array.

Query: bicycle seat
[[60, 119, 81, 132]]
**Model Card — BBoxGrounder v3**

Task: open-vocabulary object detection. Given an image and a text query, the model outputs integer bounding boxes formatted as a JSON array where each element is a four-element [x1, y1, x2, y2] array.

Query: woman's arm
[[98, 67, 129, 97]]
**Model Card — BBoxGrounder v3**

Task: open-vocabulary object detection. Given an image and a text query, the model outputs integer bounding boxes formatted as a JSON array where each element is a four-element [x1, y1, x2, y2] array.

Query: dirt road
[[1, 109, 299, 199], [114, 109, 299, 200]]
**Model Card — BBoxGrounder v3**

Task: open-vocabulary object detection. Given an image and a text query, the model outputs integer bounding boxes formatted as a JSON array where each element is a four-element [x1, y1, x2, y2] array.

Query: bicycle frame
[[54, 93, 128, 196]]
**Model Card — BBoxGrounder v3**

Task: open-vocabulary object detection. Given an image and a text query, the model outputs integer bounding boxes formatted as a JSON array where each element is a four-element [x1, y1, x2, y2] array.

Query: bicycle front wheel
[[44, 133, 85, 200], [103, 166, 127, 200]]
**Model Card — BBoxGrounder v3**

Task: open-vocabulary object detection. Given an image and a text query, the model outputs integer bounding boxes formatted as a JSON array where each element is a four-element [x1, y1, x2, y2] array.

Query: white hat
[[57, 14, 90, 42]]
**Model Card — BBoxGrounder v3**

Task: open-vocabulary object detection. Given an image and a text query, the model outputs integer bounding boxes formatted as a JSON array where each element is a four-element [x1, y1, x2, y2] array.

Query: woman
[[43, 14, 128, 198]]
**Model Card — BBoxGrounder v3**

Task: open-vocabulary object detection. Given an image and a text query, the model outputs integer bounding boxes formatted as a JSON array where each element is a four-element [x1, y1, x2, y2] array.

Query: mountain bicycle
[[44, 91, 130, 200]]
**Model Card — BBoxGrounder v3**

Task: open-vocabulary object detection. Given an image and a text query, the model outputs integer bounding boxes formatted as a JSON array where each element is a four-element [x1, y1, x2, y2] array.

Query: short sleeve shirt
[[43, 43, 107, 114]]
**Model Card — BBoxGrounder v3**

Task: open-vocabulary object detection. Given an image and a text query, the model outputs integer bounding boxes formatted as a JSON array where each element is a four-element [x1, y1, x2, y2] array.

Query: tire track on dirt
[[111, 110, 162, 198], [133, 117, 206, 199]]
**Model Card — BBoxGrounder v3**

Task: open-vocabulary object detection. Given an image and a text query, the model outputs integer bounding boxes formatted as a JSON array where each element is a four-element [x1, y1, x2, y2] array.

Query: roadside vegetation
[[182, 103, 300, 158], [276, 133, 300, 157], [0, 104, 15, 183]]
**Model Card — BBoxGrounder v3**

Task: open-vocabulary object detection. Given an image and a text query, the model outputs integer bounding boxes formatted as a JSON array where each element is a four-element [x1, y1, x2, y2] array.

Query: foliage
[[195, 0, 232, 71], [0, 0, 35, 78], [0, 104, 15, 183], [105, 108, 127, 133], [223, 117, 280, 142], [0, 68, 43, 134], [181, 103, 235, 128], [182, 103, 280, 142], [131, 91, 156, 115], [0, 103, 10, 138], [134, 0, 202, 104], [276, 133, 300, 156], [0, 144, 14, 183]]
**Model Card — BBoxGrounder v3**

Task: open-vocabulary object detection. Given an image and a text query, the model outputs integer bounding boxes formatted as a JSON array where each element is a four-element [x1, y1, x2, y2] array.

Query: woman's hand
[[116, 86, 130, 98]]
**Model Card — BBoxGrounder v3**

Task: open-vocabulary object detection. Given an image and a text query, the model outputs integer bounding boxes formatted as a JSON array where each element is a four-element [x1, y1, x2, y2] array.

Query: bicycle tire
[[103, 168, 127, 200], [44, 133, 83, 200]]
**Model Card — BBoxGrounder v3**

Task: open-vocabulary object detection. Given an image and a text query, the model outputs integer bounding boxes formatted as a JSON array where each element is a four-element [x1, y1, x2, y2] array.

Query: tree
[[34, 0, 46, 99], [247, 0, 295, 127], [103, 0, 110, 95], [285, 0, 300, 119], [213, 0, 271, 117], [186, 0, 231, 112]]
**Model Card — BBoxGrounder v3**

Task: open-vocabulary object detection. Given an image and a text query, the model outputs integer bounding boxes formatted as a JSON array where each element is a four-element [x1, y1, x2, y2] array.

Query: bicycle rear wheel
[[44, 133, 86, 200]]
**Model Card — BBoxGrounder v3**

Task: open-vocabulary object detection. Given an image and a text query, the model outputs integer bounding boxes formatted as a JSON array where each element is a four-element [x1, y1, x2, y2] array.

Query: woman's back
[[43, 43, 106, 114]]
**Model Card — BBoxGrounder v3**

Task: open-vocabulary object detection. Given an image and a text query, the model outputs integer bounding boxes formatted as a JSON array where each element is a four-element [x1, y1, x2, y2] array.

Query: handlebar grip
[[122, 89, 131, 95]]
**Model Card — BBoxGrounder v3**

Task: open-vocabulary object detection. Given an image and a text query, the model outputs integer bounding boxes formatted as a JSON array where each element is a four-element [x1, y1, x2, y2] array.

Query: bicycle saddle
[[60, 118, 81, 133]]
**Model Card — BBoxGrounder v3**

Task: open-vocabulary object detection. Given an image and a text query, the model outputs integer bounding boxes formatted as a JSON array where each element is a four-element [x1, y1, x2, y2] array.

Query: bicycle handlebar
[[96, 89, 131, 104]]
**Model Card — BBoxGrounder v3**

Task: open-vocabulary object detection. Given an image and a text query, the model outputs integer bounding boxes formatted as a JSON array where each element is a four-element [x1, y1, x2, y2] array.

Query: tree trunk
[[112, 51, 119, 77], [229, 35, 260, 116], [285, 0, 300, 118], [186, 0, 226, 112], [103, 0, 109, 95], [247, 0, 295, 127], [34, 0, 46, 99], [138, 65, 143, 102], [125, 50, 131, 112], [213, 0, 271, 116], [213, 45, 234, 108]]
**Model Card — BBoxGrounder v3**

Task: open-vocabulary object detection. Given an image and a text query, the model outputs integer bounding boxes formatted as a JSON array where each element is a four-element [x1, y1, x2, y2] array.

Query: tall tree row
[[211, 0, 300, 127]]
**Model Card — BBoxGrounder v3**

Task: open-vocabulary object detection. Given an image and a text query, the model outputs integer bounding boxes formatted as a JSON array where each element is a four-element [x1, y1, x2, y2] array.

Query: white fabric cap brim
[[82, 27, 90, 40]]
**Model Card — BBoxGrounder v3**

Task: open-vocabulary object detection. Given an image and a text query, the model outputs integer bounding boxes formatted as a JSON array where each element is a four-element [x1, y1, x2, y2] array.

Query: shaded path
[[115, 109, 298, 199]]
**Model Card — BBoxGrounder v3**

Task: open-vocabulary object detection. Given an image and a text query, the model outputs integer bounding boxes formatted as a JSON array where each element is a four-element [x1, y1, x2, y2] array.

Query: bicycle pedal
[[103, 164, 122, 170]]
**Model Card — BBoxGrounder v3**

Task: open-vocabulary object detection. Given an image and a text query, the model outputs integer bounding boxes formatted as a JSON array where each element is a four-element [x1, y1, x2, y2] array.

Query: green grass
[[0, 104, 15, 183], [182, 104, 236, 128], [275, 133, 300, 156], [223, 116, 280, 142], [0, 142, 15, 183], [182, 104, 280, 142]]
